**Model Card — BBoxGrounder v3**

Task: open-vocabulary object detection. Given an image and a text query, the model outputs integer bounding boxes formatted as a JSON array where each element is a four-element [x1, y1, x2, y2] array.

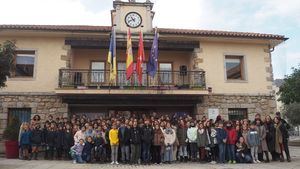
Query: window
[[8, 108, 31, 126], [228, 108, 248, 121], [159, 63, 172, 84], [14, 50, 36, 77], [225, 55, 245, 80], [90, 61, 105, 83]]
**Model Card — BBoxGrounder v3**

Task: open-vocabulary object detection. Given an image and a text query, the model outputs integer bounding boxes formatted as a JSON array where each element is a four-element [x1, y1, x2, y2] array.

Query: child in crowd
[[82, 136, 94, 163], [20, 123, 31, 160], [30, 124, 42, 160], [187, 122, 198, 162], [225, 121, 237, 164], [109, 123, 119, 165], [236, 136, 252, 163], [247, 121, 261, 163], [216, 122, 227, 164], [162, 122, 176, 164], [70, 139, 85, 164]]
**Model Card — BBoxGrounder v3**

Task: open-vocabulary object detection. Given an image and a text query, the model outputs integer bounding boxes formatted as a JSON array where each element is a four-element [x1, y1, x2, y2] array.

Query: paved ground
[[0, 146, 299, 169]]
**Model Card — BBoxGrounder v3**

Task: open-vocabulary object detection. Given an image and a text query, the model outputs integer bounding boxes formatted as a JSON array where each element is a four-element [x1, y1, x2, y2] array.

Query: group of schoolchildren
[[18, 111, 292, 165]]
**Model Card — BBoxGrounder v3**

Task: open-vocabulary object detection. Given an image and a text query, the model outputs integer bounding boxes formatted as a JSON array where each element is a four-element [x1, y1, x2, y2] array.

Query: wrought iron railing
[[58, 69, 206, 90]]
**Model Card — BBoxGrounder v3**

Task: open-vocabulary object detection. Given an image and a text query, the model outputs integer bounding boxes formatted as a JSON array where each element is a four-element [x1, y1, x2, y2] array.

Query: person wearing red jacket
[[225, 121, 237, 164]]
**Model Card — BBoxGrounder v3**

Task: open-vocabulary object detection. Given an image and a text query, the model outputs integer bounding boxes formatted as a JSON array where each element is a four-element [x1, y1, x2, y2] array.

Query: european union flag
[[147, 29, 158, 78]]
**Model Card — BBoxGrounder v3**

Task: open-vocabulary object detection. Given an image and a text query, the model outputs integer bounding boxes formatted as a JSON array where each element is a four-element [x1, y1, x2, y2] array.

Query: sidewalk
[[0, 146, 299, 169]]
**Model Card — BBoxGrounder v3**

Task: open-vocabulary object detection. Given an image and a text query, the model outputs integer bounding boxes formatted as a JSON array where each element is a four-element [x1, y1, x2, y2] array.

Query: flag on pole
[[126, 28, 134, 80], [147, 28, 159, 78], [107, 26, 117, 83], [136, 30, 145, 86]]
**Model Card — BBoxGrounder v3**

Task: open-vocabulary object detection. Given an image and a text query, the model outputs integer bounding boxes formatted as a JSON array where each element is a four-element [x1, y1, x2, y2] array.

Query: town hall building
[[0, 0, 287, 133]]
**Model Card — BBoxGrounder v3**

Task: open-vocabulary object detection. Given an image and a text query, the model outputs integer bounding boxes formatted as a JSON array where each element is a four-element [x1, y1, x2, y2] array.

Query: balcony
[[56, 69, 207, 95]]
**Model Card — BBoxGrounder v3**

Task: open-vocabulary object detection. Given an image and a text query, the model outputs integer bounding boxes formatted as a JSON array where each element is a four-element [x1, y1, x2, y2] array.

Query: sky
[[0, 0, 299, 79]]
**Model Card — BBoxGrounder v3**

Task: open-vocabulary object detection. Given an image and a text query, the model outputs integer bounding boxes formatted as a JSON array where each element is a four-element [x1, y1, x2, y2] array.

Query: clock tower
[[111, 0, 155, 33]]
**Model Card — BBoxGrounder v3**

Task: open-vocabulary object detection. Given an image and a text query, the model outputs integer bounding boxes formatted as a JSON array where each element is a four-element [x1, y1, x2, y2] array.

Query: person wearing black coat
[[54, 125, 65, 160], [94, 132, 106, 162], [265, 115, 276, 161], [276, 112, 291, 162], [118, 123, 131, 163], [45, 123, 56, 160], [141, 120, 154, 164], [63, 124, 74, 160], [82, 136, 94, 163], [30, 124, 43, 160], [130, 121, 142, 164]]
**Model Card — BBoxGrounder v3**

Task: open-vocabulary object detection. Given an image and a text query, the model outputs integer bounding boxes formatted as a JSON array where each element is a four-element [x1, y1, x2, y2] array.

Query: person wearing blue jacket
[[20, 123, 32, 160], [215, 122, 227, 164]]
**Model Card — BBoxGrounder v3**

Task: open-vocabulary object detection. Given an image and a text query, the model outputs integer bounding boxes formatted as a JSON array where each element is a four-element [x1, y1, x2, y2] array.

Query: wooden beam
[[65, 38, 199, 51]]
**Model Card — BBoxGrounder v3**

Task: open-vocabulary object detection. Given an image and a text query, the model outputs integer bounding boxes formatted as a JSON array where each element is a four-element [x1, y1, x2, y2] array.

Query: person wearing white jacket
[[187, 122, 198, 161], [74, 126, 86, 144], [162, 122, 176, 164]]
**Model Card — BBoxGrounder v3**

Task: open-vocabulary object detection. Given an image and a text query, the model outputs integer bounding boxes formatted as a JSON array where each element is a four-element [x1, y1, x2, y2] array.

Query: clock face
[[125, 12, 142, 28]]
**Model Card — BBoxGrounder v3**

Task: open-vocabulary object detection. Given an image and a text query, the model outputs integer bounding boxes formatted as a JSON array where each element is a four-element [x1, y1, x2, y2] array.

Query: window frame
[[224, 54, 247, 83], [228, 108, 248, 121], [89, 60, 106, 84], [159, 62, 174, 85], [9, 49, 37, 80]]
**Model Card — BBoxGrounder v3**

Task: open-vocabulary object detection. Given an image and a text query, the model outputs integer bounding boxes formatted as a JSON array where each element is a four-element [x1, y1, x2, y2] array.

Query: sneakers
[[232, 160, 236, 164], [228, 160, 232, 164], [73, 160, 77, 164], [111, 161, 115, 165], [210, 161, 217, 164], [253, 160, 257, 164], [115, 161, 119, 165], [256, 160, 261, 163]]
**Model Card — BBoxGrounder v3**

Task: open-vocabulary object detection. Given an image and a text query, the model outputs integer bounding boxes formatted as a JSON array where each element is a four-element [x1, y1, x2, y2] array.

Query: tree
[[277, 65, 300, 104], [284, 103, 300, 126], [0, 40, 16, 88]]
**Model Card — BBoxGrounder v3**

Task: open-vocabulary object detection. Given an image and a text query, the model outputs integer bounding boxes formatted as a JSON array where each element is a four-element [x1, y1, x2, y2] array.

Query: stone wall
[[0, 93, 68, 134], [196, 94, 277, 120]]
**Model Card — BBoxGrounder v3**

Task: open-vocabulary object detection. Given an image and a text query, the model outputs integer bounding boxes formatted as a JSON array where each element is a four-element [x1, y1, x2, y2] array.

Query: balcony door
[[90, 61, 105, 83], [159, 63, 173, 84]]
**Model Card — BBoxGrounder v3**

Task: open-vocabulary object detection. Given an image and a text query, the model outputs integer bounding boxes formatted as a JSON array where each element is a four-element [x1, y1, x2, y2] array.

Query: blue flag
[[147, 30, 158, 78]]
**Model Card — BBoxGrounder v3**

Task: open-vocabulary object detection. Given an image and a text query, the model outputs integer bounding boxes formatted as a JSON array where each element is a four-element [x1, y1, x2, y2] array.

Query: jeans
[[142, 143, 151, 163], [72, 154, 84, 163], [178, 145, 188, 157], [131, 144, 141, 164], [190, 143, 198, 160], [111, 145, 119, 162], [121, 145, 130, 162], [164, 145, 173, 162], [236, 152, 252, 163], [152, 145, 161, 163], [250, 146, 258, 161], [218, 143, 226, 163], [226, 144, 236, 161], [82, 152, 91, 162]]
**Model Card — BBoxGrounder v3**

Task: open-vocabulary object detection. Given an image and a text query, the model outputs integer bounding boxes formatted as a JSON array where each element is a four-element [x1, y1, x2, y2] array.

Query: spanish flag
[[126, 28, 134, 80], [107, 26, 117, 83]]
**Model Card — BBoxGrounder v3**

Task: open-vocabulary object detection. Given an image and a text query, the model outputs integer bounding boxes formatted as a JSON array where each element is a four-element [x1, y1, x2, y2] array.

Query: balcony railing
[[58, 69, 206, 90]]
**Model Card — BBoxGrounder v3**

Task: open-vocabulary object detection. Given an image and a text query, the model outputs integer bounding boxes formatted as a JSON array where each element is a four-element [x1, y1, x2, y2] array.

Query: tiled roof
[[0, 24, 287, 40]]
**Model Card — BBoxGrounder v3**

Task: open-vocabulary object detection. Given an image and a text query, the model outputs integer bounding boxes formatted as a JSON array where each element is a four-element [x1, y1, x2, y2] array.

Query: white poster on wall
[[208, 108, 219, 121]]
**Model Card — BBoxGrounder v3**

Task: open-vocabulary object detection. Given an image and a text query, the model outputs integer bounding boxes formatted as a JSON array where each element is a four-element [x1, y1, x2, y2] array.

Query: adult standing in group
[[187, 122, 198, 162], [275, 112, 291, 162], [177, 120, 188, 162], [130, 121, 142, 164], [265, 115, 276, 161], [141, 119, 154, 164], [256, 119, 269, 162]]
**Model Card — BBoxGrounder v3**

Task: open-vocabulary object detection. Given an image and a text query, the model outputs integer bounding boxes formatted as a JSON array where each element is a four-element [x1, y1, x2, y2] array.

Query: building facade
[[0, 0, 287, 134]]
